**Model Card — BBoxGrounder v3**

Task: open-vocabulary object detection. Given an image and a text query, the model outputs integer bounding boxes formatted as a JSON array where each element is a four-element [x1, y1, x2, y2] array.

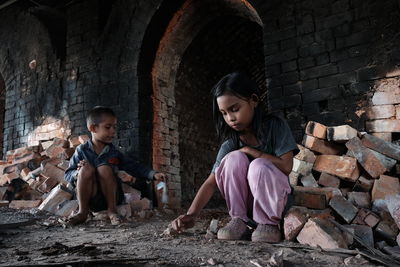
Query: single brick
[[38, 184, 72, 214], [303, 135, 346, 155], [318, 173, 340, 188], [371, 175, 400, 201], [9, 200, 42, 209], [371, 132, 392, 142], [352, 176, 374, 192], [329, 195, 359, 223], [327, 125, 358, 143], [284, 207, 308, 241], [375, 221, 399, 242], [371, 92, 400, 105], [297, 218, 348, 249], [41, 163, 66, 185], [366, 119, 400, 133], [352, 208, 380, 228], [313, 155, 360, 181], [345, 137, 387, 178], [361, 133, 400, 161], [366, 105, 395, 119], [305, 121, 327, 139]]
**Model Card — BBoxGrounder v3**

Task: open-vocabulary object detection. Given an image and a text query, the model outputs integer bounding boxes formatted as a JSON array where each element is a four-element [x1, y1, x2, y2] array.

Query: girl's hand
[[154, 172, 167, 182], [239, 146, 262, 158], [171, 214, 195, 233]]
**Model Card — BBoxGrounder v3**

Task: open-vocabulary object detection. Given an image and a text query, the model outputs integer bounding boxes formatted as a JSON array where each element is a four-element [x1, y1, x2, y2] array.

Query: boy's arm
[[64, 147, 83, 183], [120, 152, 156, 181]]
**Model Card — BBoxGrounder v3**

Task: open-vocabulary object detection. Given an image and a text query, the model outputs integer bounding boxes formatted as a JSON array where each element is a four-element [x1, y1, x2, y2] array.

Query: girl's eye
[[231, 107, 239, 112]]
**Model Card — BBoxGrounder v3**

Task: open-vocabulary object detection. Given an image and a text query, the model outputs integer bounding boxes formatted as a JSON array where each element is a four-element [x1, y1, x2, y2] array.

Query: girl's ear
[[250, 94, 259, 108]]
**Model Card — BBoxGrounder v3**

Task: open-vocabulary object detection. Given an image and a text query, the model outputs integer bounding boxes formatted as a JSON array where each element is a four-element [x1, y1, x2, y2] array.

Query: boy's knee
[[96, 164, 115, 177], [78, 165, 96, 180]]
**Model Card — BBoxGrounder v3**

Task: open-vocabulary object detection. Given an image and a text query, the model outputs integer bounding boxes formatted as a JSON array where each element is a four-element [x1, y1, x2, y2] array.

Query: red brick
[[345, 137, 387, 178], [45, 145, 65, 158], [375, 221, 399, 242], [293, 189, 326, 210], [366, 119, 400, 133], [284, 207, 308, 241], [305, 121, 327, 139], [352, 208, 380, 228], [371, 132, 392, 142], [62, 148, 75, 159], [295, 144, 316, 163], [366, 105, 395, 119], [297, 218, 348, 249], [6, 145, 42, 162], [313, 155, 360, 182], [318, 173, 340, 188], [361, 133, 400, 161], [37, 177, 58, 193], [347, 192, 371, 209], [371, 175, 400, 201], [327, 125, 358, 143], [12, 152, 41, 165], [329, 195, 359, 223], [41, 163, 66, 185], [51, 137, 70, 148], [9, 200, 41, 209], [303, 135, 346, 155], [371, 92, 400, 105]]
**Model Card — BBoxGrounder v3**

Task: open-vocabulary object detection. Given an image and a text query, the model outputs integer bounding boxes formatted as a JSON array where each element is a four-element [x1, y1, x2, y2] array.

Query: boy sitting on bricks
[[64, 106, 166, 225]]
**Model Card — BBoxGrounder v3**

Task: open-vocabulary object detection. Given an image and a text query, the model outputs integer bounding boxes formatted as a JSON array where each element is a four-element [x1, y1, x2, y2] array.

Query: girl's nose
[[228, 114, 236, 122]]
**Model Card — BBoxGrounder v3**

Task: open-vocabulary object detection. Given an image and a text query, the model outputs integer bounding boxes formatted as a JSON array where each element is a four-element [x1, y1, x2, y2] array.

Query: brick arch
[[151, 0, 263, 207]]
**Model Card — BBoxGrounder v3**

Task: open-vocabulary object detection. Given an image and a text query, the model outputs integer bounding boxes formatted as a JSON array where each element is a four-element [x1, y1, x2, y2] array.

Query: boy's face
[[89, 115, 117, 144]]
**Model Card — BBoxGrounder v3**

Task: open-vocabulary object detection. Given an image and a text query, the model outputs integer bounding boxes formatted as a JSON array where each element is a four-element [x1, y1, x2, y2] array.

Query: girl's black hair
[[212, 71, 275, 150]]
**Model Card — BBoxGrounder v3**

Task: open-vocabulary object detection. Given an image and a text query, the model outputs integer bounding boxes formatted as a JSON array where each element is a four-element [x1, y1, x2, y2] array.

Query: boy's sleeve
[[120, 152, 156, 181], [64, 146, 83, 183]]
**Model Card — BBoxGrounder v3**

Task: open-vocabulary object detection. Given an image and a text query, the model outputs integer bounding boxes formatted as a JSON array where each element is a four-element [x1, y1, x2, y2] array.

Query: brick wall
[[0, 0, 399, 208]]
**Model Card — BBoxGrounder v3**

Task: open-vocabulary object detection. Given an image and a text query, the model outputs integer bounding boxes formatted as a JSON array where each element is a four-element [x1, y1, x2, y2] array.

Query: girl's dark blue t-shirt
[[211, 116, 299, 173]]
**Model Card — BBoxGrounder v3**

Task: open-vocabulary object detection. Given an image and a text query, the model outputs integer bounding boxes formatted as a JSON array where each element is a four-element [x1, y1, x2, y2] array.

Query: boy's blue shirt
[[64, 139, 155, 184]]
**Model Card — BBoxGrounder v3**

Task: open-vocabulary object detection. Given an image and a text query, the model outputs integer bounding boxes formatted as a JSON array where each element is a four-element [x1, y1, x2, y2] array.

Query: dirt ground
[[0, 207, 389, 267]]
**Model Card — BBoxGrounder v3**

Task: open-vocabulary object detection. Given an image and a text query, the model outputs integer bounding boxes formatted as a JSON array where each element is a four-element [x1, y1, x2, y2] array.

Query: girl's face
[[217, 94, 258, 132]]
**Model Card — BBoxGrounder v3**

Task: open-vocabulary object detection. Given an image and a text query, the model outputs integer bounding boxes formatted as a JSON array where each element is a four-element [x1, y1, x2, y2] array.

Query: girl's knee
[[248, 158, 273, 178], [224, 150, 249, 164]]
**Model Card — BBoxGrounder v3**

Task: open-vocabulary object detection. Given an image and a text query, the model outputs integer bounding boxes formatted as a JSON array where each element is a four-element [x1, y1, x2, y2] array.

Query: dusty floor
[[0, 207, 388, 267]]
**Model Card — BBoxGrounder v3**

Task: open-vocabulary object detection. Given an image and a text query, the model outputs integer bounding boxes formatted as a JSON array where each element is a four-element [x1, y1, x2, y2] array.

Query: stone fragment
[[296, 218, 347, 249], [371, 175, 400, 201], [305, 121, 327, 139], [313, 155, 360, 181], [327, 125, 358, 142], [329, 196, 358, 223]]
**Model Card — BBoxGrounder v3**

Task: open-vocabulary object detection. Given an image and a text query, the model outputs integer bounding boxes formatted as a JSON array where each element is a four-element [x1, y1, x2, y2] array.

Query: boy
[[64, 106, 166, 225]]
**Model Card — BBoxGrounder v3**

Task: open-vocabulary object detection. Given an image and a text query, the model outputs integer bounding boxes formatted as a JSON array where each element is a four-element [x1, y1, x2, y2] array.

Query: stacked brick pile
[[0, 136, 152, 220], [286, 121, 400, 251]]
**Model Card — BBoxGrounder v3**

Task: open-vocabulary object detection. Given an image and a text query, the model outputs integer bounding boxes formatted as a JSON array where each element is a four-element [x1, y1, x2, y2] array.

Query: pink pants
[[215, 151, 292, 225]]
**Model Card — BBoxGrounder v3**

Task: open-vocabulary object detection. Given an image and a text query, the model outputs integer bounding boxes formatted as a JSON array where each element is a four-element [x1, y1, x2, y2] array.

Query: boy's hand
[[171, 214, 195, 233], [77, 160, 88, 170], [154, 172, 167, 182], [118, 171, 137, 184]]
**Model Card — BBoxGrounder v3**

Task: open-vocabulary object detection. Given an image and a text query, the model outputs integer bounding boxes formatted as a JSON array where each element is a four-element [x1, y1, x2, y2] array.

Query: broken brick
[[347, 224, 374, 248], [38, 184, 72, 214], [352, 208, 380, 228], [295, 145, 316, 163], [41, 163, 66, 185], [375, 220, 399, 243], [329, 195, 359, 223], [345, 137, 386, 178], [78, 135, 90, 144], [289, 172, 300, 186], [293, 188, 326, 210], [313, 155, 360, 182], [353, 176, 374, 192], [305, 121, 327, 139], [371, 175, 400, 201], [327, 125, 358, 143], [318, 173, 340, 188], [361, 133, 400, 161], [292, 158, 313, 176], [55, 200, 78, 217], [284, 207, 308, 241], [385, 194, 400, 230], [303, 135, 346, 155], [69, 136, 81, 148], [37, 177, 58, 193], [296, 218, 347, 249]]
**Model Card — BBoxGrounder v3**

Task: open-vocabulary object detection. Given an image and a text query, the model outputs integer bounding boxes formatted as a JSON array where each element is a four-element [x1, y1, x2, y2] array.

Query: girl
[[171, 72, 298, 242]]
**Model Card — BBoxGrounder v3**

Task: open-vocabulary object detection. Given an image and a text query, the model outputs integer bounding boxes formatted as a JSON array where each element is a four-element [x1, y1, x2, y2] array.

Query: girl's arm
[[171, 173, 217, 232], [240, 147, 294, 175]]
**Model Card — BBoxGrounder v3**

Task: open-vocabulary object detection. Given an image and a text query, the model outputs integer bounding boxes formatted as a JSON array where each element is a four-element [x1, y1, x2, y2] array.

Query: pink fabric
[[215, 151, 292, 225]]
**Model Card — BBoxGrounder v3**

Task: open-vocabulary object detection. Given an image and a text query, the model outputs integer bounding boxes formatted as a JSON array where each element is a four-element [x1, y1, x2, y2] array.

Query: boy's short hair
[[86, 106, 116, 127]]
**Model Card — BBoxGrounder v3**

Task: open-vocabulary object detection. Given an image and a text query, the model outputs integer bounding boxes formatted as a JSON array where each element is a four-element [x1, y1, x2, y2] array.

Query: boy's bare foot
[[66, 213, 88, 226], [108, 213, 126, 225]]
